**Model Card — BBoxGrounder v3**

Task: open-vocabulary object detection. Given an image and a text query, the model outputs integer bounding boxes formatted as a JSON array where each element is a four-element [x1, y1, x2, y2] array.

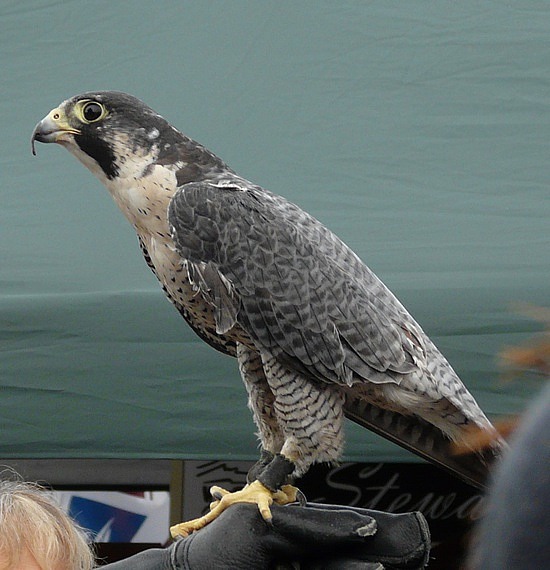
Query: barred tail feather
[[344, 393, 504, 490]]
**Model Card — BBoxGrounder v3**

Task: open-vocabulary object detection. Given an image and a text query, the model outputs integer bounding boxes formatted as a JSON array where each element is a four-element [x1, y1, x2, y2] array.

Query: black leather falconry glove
[[101, 502, 430, 569]]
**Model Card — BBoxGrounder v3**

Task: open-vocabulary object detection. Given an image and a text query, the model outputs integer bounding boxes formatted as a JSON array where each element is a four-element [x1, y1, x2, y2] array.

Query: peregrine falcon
[[32, 92, 502, 535]]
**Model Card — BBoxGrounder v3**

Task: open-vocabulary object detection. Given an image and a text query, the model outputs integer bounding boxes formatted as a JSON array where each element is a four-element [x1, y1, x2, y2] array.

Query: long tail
[[344, 394, 503, 490]]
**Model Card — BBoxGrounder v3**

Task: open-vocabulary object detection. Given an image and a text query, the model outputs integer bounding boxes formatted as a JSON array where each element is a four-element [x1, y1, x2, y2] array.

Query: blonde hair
[[0, 477, 95, 570]]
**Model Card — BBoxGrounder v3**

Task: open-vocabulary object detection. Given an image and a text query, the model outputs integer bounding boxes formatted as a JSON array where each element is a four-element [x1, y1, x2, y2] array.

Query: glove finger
[[271, 503, 377, 545]]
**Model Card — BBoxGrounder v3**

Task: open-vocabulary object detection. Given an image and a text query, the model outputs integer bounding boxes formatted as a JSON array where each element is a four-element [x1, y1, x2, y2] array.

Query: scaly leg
[[170, 479, 298, 537], [170, 453, 297, 537]]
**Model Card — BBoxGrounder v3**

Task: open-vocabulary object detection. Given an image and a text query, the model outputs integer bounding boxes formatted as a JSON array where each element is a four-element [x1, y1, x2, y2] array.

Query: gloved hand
[[101, 502, 430, 569]]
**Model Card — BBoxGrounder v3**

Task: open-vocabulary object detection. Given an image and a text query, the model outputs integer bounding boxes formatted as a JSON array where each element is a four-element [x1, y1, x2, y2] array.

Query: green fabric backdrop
[[1, 1, 548, 461]]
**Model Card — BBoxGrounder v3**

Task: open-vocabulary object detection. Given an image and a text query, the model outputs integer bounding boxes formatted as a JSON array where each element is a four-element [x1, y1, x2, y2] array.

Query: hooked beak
[[31, 108, 80, 156]]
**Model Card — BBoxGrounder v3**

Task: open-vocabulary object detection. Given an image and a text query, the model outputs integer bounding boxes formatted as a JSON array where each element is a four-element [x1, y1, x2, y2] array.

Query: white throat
[[62, 133, 177, 236]]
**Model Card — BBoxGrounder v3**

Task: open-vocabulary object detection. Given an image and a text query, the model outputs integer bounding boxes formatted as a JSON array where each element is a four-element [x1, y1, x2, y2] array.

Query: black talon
[[210, 489, 224, 501], [295, 488, 307, 507]]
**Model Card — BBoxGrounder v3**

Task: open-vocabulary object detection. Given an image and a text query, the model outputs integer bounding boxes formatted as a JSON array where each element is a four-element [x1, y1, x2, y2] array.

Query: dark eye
[[82, 102, 104, 122]]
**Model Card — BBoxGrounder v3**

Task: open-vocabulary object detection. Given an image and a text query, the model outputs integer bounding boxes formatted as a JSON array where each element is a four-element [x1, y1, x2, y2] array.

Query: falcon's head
[[32, 91, 227, 185]]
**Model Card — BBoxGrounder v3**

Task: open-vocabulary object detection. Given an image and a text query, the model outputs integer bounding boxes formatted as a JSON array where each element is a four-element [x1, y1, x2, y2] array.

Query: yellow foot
[[170, 480, 299, 538]]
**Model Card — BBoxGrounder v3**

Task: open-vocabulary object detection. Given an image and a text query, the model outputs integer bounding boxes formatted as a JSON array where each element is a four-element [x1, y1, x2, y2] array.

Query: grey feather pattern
[[186, 260, 239, 335], [169, 182, 438, 390]]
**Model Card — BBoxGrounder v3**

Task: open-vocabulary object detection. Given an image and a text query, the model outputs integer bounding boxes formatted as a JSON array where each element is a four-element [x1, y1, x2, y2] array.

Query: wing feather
[[168, 181, 420, 387]]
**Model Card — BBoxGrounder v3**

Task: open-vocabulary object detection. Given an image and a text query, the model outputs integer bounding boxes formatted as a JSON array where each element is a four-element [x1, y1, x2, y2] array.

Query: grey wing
[[167, 181, 423, 388]]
